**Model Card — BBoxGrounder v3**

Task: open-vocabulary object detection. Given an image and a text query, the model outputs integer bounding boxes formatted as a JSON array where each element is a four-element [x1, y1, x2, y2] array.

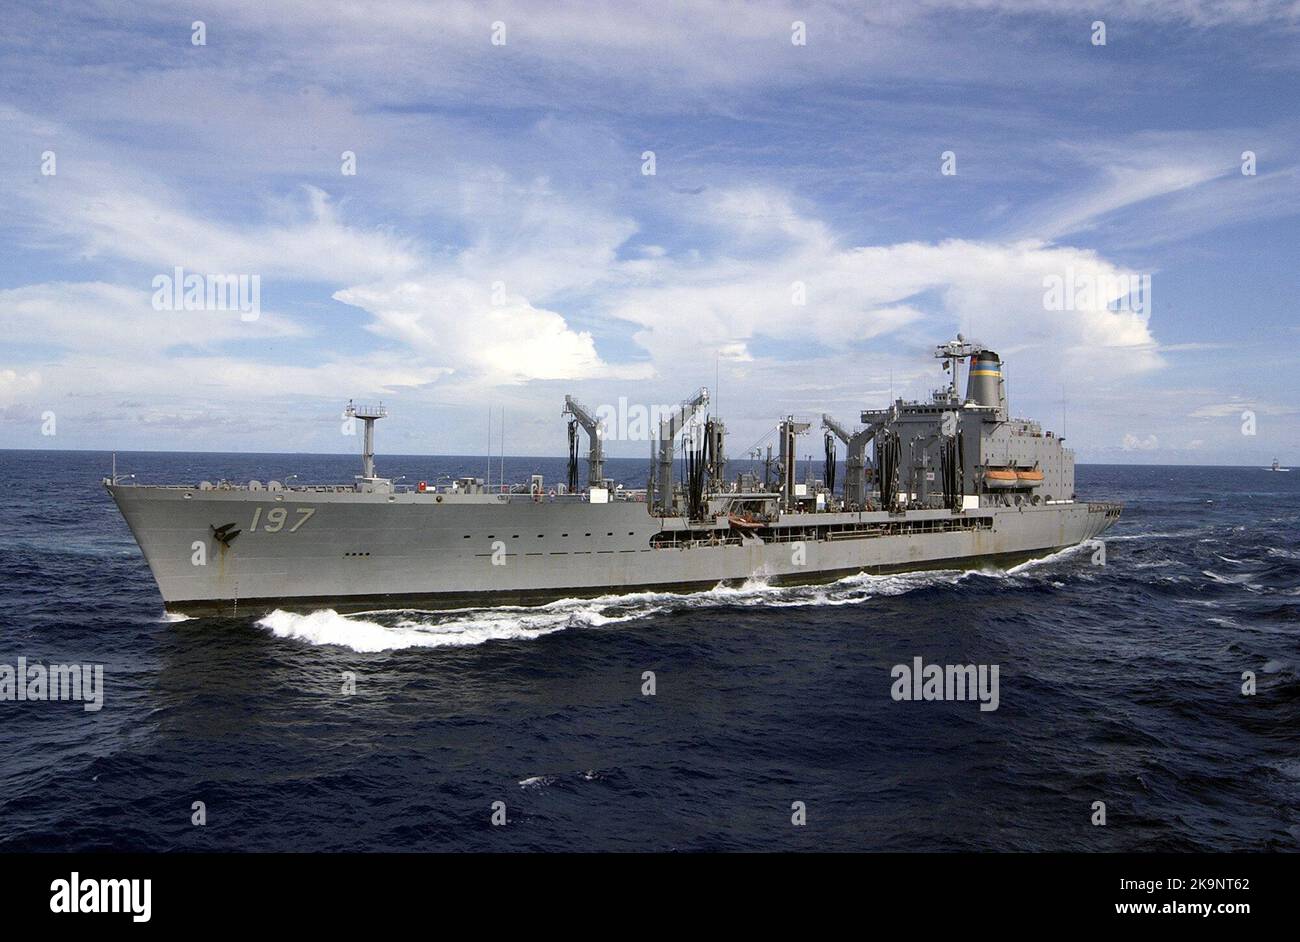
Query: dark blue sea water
[[1, 451, 1297, 852]]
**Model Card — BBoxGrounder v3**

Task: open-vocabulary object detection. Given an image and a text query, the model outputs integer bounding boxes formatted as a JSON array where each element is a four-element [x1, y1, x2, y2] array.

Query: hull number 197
[[249, 506, 316, 533]]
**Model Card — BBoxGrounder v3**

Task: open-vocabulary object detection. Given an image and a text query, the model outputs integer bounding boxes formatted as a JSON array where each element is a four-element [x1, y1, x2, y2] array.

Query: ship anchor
[[210, 522, 241, 548]]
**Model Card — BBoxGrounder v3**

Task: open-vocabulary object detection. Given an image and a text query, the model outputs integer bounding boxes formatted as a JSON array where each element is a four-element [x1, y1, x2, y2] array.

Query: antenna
[[499, 407, 505, 493], [486, 407, 492, 488], [1060, 383, 1067, 440], [344, 400, 387, 478]]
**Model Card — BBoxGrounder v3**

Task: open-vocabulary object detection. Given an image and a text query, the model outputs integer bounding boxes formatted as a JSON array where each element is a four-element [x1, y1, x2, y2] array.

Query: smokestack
[[965, 351, 1001, 409]]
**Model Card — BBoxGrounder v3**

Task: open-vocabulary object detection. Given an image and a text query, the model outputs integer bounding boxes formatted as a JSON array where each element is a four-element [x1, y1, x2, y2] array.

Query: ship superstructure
[[106, 337, 1121, 615]]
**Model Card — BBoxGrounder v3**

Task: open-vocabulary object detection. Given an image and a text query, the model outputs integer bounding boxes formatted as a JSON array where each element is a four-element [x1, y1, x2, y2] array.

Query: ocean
[[1, 451, 1297, 852]]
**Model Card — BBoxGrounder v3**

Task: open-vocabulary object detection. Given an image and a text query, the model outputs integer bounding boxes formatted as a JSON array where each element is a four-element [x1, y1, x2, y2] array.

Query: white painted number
[[251, 506, 316, 533]]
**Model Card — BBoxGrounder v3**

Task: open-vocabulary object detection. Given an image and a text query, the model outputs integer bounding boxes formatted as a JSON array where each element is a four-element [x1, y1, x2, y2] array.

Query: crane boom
[[563, 394, 605, 488], [652, 387, 709, 515], [821, 412, 877, 508]]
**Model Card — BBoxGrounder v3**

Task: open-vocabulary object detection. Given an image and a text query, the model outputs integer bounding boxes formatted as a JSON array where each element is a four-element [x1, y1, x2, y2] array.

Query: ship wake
[[255, 548, 1085, 652]]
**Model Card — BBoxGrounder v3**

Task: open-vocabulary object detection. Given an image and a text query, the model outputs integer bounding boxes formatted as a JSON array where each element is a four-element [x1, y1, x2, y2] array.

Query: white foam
[[1007, 543, 1088, 573], [1201, 569, 1262, 590], [1106, 531, 1192, 542], [161, 612, 192, 623], [257, 606, 581, 652], [255, 554, 1074, 652]]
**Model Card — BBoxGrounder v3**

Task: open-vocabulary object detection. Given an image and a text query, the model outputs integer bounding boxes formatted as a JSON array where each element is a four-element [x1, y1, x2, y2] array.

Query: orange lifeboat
[[983, 468, 1018, 489], [1016, 468, 1044, 487]]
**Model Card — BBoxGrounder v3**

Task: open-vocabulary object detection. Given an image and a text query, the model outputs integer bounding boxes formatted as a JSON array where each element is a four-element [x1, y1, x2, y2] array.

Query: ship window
[[463, 535, 471, 539], [561, 533, 568, 537], [488, 535, 495, 539], [537, 534, 544, 538], [607, 532, 613, 536], [585, 532, 591, 537]]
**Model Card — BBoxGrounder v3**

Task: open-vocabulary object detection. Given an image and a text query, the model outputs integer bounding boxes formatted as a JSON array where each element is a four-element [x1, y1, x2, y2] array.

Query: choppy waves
[[7, 453, 1300, 852]]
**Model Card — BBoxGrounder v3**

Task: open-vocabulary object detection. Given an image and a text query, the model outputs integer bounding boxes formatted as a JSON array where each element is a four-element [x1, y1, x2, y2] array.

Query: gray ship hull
[[107, 484, 1121, 616]]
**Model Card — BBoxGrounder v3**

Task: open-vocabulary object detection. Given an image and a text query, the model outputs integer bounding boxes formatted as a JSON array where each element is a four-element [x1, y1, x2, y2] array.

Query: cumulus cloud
[[0, 369, 42, 409], [1121, 433, 1160, 451], [0, 174, 1167, 447], [335, 279, 647, 384], [601, 188, 1163, 381]]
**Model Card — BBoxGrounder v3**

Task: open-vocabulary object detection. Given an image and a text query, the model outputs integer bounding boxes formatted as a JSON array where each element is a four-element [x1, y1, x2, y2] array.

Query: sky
[[1, 0, 1297, 465]]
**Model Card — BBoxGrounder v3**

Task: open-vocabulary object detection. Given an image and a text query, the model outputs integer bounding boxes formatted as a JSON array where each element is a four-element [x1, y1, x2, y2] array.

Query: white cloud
[[75, 1, 1298, 120], [1, 3, 1294, 459], [601, 188, 1162, 382], [0, 281, 447, 438], [335, 278, 648, 385], [1190, 399, 1297, 418], [76, 183, 421, 284], [1121, 433, 1160, 451], [1006, 129, 1300, 247], [0, 107, 421, 284], [0, 281, 303, 355], [0, 369, 42, 408], [0, 175, 1169, 451]]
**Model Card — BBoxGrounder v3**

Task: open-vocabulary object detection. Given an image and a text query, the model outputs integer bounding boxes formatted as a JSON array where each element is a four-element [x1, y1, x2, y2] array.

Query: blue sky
[[1, 0, 1297, 464]]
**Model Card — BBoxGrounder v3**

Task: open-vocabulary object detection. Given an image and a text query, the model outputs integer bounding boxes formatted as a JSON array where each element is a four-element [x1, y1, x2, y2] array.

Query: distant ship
[[1267, 458, 1290, 471], [106, 337, 1122, 616]]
